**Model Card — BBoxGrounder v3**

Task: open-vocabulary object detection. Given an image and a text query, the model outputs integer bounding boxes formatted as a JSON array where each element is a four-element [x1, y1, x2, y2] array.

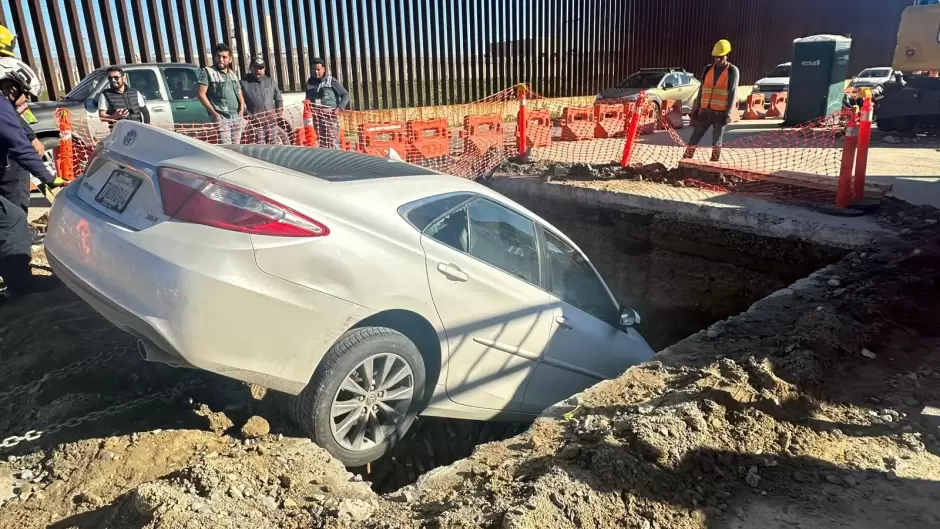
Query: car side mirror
[[85, 97, 98, 113], [619, 306, 641, 328]]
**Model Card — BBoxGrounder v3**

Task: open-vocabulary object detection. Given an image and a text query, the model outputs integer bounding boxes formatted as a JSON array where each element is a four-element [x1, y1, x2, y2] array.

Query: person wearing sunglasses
[[97, 66, 150, 128]]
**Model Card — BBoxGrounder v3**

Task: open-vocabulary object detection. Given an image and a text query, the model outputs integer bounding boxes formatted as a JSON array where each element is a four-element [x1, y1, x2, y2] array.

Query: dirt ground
[[2, 198, 940, 528]]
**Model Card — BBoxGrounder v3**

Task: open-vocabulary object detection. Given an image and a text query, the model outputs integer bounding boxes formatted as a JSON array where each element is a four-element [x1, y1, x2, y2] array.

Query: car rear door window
[[426, 198, 540, 285], [401, 193, 475, 231], [542, 229, 618, 325], [127, 69, 165, 101]]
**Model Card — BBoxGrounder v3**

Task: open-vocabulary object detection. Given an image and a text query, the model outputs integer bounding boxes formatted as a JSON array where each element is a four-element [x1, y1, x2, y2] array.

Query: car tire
[[290, 326, 426, 467]]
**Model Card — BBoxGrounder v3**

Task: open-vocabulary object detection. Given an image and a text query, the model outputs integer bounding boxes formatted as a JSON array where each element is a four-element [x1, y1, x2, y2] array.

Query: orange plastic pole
[[301, 100, 315, 147], [620, 92, 645, 168], [54, 108, 74, 181], [516, 83, 527, 158], [836, 108, 859, 209], [853, 96, 873, 202]]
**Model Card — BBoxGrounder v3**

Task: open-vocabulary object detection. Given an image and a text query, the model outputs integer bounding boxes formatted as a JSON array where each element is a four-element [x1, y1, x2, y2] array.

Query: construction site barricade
[[560, 107, 595, 141], [297, 100, 317, 146], [358, 122, 408, 158], [406, 118, 451, 160], [521, 109, 552, 148], [460, 114, 505, 154], [743, 94, 766, 120], [593, 104, 625, 138], [766, 92, 788, 119]]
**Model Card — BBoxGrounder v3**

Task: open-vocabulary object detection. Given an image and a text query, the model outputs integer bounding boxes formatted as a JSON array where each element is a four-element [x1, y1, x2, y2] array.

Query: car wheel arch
[[350, 309, 442, 407]]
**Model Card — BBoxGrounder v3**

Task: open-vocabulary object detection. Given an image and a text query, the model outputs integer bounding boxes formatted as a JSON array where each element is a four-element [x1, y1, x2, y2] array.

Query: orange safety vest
[[701, 66, 730, 111]]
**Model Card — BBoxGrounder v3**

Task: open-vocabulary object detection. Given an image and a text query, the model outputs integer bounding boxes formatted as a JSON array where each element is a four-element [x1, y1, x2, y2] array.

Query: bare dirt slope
[[2, 204, 940, 529]]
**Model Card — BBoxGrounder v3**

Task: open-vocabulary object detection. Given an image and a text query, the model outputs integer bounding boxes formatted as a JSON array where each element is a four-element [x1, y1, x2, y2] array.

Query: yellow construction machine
[[876, 0, 940, 132]]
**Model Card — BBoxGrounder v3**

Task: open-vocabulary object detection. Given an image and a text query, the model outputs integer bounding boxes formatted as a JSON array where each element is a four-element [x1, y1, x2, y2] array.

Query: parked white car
[[753, 62, 791, 103], [45, 121, 655, 465], [849, 67, 894, 89]]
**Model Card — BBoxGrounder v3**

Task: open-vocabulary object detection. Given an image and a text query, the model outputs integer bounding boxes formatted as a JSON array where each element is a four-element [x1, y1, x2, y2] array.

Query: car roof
[[92, 62, 199, 72]]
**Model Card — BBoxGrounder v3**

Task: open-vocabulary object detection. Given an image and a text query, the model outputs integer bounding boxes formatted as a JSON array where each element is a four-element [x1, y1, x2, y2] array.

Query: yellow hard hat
[[712, 39, 731, 57], [0, 25, 15, 58]]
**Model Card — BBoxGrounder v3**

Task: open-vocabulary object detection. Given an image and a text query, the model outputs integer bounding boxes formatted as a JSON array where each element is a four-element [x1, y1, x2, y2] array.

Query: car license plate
[[95, 170, 142, 213]]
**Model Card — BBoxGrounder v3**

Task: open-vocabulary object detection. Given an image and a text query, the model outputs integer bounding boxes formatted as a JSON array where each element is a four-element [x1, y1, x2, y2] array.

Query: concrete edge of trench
[[489, 175, 895, 250]]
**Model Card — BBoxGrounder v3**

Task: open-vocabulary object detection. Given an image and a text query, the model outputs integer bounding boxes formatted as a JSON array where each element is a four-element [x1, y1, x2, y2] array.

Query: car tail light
[[156, 167, 329, 237]]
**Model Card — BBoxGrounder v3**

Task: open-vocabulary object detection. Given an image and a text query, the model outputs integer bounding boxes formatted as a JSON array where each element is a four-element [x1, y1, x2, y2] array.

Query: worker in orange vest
[[683, 39, 740, 162]]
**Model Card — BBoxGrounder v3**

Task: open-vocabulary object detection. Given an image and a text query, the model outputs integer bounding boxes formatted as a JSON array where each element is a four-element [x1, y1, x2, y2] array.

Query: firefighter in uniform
[[684, 39, 740, 162], [0, 57, 60, 300], [98, 66, 151, 127]]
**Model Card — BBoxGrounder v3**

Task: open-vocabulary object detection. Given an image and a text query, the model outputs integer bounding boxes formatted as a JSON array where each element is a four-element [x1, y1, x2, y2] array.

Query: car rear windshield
[[222, 144, 440, 181], [859, 69, 891, 78], [769, 65, 791, 77]]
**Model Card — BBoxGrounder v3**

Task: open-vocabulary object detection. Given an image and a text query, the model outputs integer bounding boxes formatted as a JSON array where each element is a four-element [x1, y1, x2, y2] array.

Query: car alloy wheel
[[329, 352, 415, 451]]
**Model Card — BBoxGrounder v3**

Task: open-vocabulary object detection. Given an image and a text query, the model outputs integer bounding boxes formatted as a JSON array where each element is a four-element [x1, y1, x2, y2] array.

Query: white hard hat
[[0, 57, 43, 98]]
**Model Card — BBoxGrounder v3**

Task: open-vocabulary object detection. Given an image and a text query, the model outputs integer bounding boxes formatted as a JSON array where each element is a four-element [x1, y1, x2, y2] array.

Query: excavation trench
[[363, 179, 847, 492]]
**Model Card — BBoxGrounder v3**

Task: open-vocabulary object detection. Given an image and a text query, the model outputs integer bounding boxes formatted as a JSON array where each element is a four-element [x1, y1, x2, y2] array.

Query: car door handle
[[437, 262, 468, 282], [555, 316, 573, 330], [175, 105, 187, 110], [152, 107, 165, 112]]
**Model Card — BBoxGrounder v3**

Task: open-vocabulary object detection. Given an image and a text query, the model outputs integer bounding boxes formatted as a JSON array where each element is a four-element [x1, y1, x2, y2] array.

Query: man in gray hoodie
[[241, 56, 283, 144]]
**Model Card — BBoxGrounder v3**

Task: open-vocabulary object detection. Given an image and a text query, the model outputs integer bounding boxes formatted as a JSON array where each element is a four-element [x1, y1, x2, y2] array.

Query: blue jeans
[[217, 115, 245, 145]]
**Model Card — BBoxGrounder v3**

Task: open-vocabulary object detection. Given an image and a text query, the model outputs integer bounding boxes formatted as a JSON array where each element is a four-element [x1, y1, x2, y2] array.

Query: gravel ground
[[1, 198, 940, 528]]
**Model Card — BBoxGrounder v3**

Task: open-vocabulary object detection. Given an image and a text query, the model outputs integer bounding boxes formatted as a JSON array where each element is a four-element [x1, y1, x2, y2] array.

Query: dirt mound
[[3, 207, 940, 529]]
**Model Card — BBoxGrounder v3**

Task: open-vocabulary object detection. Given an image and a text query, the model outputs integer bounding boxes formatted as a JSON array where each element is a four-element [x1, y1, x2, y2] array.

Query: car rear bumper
[[45, 183, 374, 395]]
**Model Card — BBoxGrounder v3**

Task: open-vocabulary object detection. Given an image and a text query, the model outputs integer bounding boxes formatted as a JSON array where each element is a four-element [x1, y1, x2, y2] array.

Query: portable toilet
[[783, 35, 852, 126]]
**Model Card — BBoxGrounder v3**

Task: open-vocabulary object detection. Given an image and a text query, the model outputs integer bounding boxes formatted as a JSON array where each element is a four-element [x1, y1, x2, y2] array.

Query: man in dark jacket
[[0, 57, 60, 298], [98, 66, 151, 127], [305, 58, 349, 149], [241, 56, 283, 144]]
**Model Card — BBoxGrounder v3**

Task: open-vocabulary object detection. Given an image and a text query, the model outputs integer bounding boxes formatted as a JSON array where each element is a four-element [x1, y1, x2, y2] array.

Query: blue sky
[[3, 0, 523, 64]]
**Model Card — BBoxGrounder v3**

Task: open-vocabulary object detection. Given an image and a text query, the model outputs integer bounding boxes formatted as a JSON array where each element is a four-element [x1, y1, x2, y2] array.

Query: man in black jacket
[[305, 58, 349, 149], [241, 56, 283, 144], [98, 66, 151, 127], [0, 57, 60, 298]]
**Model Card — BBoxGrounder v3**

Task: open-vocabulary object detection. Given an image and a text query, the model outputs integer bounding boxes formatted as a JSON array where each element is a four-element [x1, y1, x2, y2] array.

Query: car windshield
[[616, 72, 664, 89], [63, 70, 106, 101], [858, 68, 891, 78], [768, 65, 791, 78]]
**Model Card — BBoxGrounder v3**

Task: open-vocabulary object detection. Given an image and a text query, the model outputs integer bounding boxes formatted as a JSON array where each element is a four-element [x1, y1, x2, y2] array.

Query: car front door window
[[126, 69, 165, 101], [542, 229, 618, 325]]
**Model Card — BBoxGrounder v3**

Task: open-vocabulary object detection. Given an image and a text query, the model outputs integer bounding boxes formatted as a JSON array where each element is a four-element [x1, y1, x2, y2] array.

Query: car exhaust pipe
[[137, 339, 184, 368]]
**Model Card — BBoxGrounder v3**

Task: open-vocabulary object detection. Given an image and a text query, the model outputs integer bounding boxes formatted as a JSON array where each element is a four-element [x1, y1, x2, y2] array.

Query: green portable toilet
[[783, 35, 852, 126]]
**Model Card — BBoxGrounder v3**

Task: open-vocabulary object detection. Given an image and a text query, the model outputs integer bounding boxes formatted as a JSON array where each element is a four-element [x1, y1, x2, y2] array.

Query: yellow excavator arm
[[893, 2, 940, 71]]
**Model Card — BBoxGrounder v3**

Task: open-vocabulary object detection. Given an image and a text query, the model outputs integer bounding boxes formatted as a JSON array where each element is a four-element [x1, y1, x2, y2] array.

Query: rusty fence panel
[[3, 0, 916, 106]]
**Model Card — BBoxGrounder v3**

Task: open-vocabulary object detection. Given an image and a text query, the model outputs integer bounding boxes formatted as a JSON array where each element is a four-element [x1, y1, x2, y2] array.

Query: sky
[[2, 0, 529, 65]]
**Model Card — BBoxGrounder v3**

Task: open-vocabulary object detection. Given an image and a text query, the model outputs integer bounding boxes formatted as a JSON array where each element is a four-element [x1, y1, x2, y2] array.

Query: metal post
[[621, 92, 645, 168], [853, 95, 874, 202], [836, 108, 860, 209], [517, 83, 527, 159]]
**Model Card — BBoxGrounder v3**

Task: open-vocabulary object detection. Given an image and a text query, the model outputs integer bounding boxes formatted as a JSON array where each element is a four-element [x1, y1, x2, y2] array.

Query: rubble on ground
[[2, 202, 940, 529]]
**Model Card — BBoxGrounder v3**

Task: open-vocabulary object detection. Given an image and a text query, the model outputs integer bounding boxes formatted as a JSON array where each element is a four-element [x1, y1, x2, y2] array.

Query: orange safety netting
[[61, 86, 851, 206]]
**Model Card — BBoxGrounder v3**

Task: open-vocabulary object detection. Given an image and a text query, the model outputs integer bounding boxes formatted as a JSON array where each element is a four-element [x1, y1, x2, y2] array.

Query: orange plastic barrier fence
[[522, 109, 552, 148], [54, 108, 75, 182], [766, 92, 788, 119], [593, 104, 625, 138], [407, 118, 451, 160], [460, 114, 505, 154], [358, 122, 408, 157], [743, 94, 766, 120], [560, 107, 595, 141]]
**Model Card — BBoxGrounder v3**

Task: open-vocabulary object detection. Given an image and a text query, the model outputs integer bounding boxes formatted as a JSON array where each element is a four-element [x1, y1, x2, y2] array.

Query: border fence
[[1, 0, 915, 108]]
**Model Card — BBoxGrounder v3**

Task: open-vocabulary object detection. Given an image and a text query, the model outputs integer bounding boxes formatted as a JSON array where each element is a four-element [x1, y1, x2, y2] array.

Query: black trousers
[[0, 194, 33, 294], [688, 110, 729, 147]]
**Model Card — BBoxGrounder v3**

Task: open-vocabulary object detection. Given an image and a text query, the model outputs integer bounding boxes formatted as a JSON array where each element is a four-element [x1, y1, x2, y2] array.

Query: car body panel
[[596, 69, 700, 113], [849, 67, 893, 89], [46, 121, 655, 421]]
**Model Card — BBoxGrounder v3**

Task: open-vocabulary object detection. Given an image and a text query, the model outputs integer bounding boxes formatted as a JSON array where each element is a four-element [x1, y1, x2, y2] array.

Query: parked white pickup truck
[[26, 61, 306, 154]]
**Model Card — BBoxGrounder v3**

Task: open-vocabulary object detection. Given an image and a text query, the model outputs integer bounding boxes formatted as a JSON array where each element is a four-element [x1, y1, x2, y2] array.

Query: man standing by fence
[[98, 67, 151, 128], [305, 58, 349, 149], [683, 39, 740, 162], [241, 55, 283, 144], [198, 43, 245, 145]]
